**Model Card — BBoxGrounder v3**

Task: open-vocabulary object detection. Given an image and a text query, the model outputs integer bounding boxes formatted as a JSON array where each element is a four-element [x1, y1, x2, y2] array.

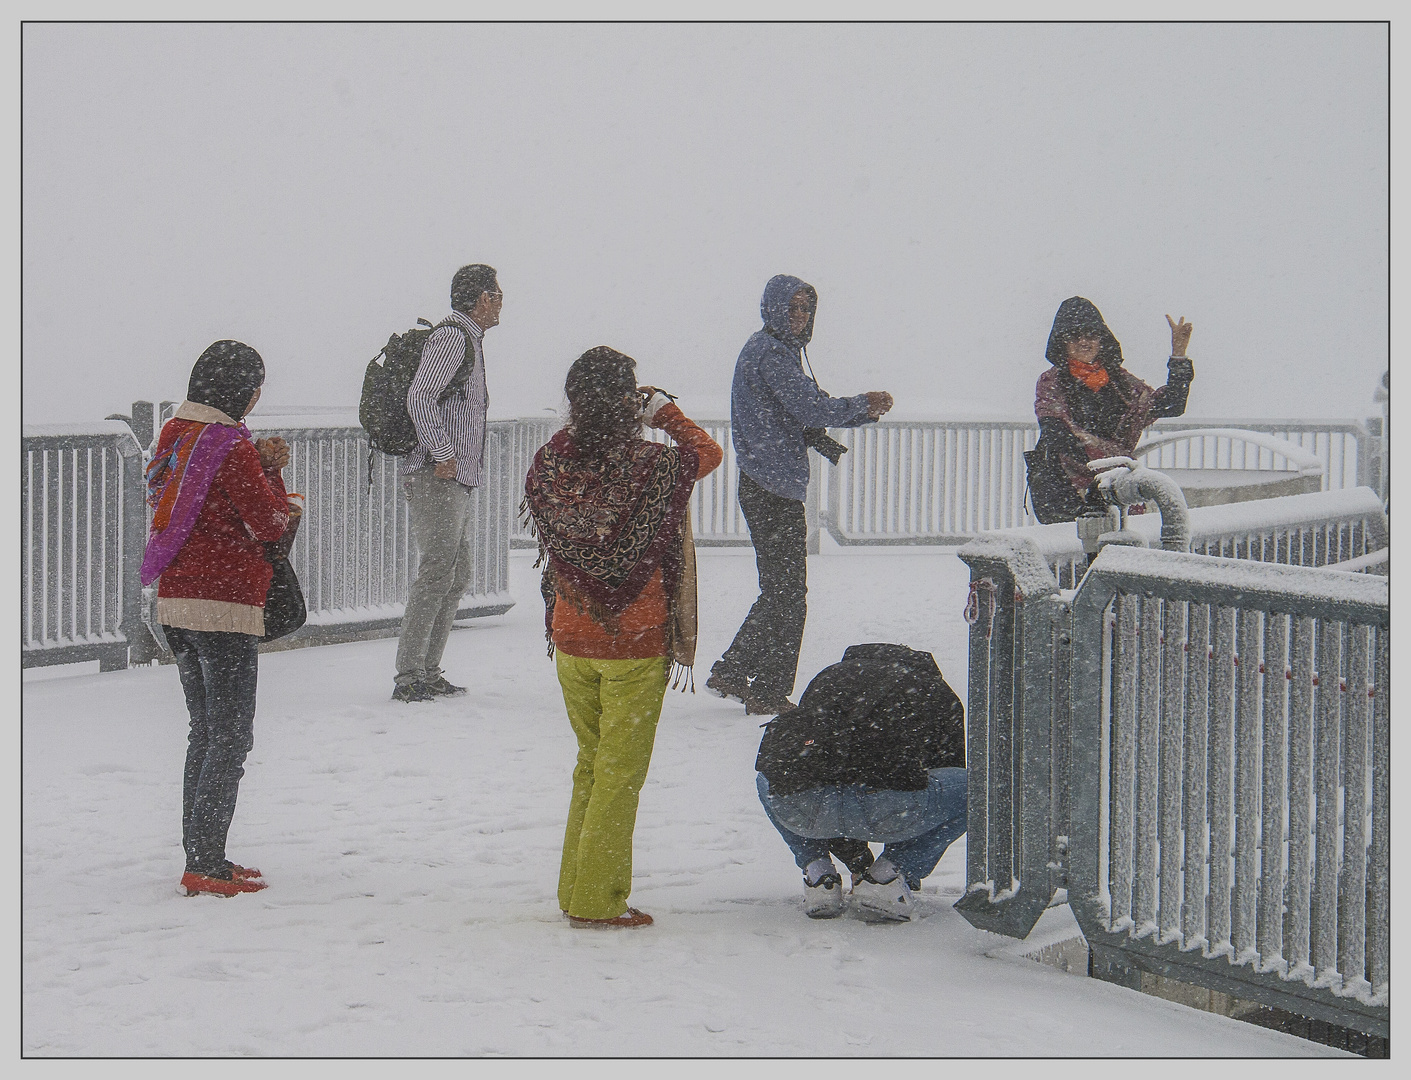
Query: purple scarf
[[140, 420, 249, 586]]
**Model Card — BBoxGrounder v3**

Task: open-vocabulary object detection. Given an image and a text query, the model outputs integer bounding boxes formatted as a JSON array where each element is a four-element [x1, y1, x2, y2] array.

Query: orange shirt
[[551, 405, 722, 660]]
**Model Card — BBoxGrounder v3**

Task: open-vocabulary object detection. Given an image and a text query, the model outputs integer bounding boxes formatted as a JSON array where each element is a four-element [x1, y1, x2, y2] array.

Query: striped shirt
[[405, 309, 489, 488]]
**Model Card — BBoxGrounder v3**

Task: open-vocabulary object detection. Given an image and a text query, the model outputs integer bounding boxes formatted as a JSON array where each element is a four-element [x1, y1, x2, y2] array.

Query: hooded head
[[186, 340, 265, 420], [1045, 296, 1123, 370], [760, 274, 817, 347]]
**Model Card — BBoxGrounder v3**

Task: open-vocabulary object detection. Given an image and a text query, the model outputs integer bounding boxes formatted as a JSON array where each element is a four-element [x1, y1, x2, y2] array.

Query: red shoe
[[179, 871, 268, 897], [567, 907, 654, 929], [230, 864, 263, 881]]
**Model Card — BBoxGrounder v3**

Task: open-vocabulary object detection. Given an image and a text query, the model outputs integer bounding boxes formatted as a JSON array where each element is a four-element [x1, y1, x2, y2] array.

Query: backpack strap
[[433, 317, 476, 405]]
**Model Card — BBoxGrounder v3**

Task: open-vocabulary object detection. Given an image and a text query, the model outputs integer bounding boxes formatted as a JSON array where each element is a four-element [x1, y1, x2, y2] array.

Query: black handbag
[[1024, 442, 1088, 524], [261, 503, 307, 643]]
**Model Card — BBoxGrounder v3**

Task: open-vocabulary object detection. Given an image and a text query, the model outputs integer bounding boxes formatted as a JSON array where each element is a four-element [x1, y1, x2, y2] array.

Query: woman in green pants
[[524, 346, 722, 928]]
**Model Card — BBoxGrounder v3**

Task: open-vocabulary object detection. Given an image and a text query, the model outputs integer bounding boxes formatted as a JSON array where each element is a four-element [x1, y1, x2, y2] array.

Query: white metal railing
[[508, 416, 1375, 549], [21, 423, 146, 670], [822, 418, 1371, 545], [826, 420, 1038, 542], [22, 407, 1383, 671], [241, 410, 515, 642], [1135, 427, 1325, 477]]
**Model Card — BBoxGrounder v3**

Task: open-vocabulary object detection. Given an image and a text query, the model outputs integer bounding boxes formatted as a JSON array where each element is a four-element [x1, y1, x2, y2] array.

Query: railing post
[[112, 430, 148, 670], [953, 534, 1064, 939]]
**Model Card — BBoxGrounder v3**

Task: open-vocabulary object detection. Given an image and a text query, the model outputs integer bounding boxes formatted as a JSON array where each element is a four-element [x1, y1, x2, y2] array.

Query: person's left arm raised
[[641, 387, 724, 479]]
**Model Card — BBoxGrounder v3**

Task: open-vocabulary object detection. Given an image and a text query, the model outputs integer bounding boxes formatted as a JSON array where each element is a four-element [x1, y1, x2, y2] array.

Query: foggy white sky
[[21, 21, 1388, 426]]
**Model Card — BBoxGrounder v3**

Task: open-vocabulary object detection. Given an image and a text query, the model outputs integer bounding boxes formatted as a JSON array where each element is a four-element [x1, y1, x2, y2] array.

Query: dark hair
[[450, 264, 499, 312], [564, 346, 642, 454], [187, 340, 265, 420]]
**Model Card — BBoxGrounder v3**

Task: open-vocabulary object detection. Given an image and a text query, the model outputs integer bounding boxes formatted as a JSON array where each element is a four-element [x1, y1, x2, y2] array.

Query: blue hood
[[760, 274, 817, 348]]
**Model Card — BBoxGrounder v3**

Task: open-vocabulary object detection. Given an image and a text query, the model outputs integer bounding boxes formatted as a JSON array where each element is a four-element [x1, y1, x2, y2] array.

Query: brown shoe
[[745, 696, 797, 716], [567, 907, 654, 929]]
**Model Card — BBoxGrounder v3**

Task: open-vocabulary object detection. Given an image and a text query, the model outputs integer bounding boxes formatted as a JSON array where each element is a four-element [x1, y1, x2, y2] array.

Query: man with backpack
[[754, 643, 968, 921], [391, 263, 502, 702]]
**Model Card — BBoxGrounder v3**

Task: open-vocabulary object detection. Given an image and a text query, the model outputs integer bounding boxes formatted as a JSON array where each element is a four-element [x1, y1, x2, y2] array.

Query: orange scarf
[[1068, 357, 1110, 391]]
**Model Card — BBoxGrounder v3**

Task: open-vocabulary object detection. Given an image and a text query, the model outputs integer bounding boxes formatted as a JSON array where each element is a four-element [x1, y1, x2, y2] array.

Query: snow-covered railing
[[1149, 417, 1373, 493], [1069, 546, 1389, 1038], [1134, 427, 1325, 477], [995, 487, 1389, 589], [22, 423, 148, 670]]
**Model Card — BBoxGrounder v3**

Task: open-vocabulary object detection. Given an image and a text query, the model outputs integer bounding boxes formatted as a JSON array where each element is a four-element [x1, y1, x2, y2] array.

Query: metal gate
[[955, 535, 1390, 1038]]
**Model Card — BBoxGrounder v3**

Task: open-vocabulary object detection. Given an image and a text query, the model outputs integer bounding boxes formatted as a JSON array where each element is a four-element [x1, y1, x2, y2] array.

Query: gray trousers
[[395, 469, 475, 685]]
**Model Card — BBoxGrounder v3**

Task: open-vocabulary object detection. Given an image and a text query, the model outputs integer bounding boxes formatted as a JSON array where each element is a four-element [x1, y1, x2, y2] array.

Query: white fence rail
[[22, 423, 147, 670], [22, 408, 1384, 671], [21, 408, 516, 670], [243, 412, 515, 647], [821, 418, 1375, 545]]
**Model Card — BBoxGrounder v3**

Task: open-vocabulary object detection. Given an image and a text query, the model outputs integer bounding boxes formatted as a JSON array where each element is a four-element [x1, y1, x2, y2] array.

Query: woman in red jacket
[[524, 346, 722, 928], [141, 341, 297, 898]]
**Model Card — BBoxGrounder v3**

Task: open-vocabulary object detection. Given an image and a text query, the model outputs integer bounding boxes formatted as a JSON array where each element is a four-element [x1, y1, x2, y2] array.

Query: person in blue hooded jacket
[[707, 275, 893, 714]]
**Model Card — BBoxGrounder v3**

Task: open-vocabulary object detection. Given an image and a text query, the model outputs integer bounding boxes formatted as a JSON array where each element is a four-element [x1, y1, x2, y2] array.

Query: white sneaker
[[802, 858, 846, 919], [851, 862, 915, 922]]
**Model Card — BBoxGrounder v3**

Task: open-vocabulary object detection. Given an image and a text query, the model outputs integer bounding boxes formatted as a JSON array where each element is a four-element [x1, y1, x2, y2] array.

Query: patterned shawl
[[523, 428, 699, 641], [140, 419, 249, 585]]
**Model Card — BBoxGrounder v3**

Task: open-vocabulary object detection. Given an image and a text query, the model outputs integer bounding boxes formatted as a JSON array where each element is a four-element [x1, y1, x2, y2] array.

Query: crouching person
[[754, 644, 966, 921]]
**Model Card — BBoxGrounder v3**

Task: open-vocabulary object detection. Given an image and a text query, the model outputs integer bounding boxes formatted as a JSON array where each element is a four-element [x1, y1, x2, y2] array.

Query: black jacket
[[755, 643, 964, 796]]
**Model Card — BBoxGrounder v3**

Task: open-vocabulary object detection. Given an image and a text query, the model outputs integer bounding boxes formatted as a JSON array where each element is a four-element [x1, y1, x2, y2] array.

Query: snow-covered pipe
[[1091, 457, 1191, 553]]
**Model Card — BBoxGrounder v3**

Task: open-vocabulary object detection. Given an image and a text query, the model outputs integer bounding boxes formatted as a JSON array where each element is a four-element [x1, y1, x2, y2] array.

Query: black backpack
[[755, 643, 965, 796], [359, 318, 473, 457]]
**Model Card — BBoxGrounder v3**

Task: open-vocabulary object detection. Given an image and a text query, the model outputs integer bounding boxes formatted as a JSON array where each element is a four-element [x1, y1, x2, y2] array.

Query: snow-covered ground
[[21, 545, 1343, 1057]]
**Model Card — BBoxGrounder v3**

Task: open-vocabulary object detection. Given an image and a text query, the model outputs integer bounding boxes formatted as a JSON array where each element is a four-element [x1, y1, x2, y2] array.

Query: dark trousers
[[163, 625, 258, 877], [716, 472, 808, 704]]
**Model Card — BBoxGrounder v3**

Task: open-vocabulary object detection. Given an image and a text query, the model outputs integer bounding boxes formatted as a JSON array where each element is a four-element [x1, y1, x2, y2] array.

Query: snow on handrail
[[1135, 427, 1325, 475], [994, 487, 1387, 560], [1085, 544, 1388, 619]]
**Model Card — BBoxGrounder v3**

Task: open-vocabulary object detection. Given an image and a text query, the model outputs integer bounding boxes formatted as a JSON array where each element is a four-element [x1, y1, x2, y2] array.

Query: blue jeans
[[757, 767, 967, 891]]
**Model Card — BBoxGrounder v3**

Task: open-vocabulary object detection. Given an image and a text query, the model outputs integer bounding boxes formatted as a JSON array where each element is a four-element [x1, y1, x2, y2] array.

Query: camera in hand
[[803, 427, 847, 465]]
